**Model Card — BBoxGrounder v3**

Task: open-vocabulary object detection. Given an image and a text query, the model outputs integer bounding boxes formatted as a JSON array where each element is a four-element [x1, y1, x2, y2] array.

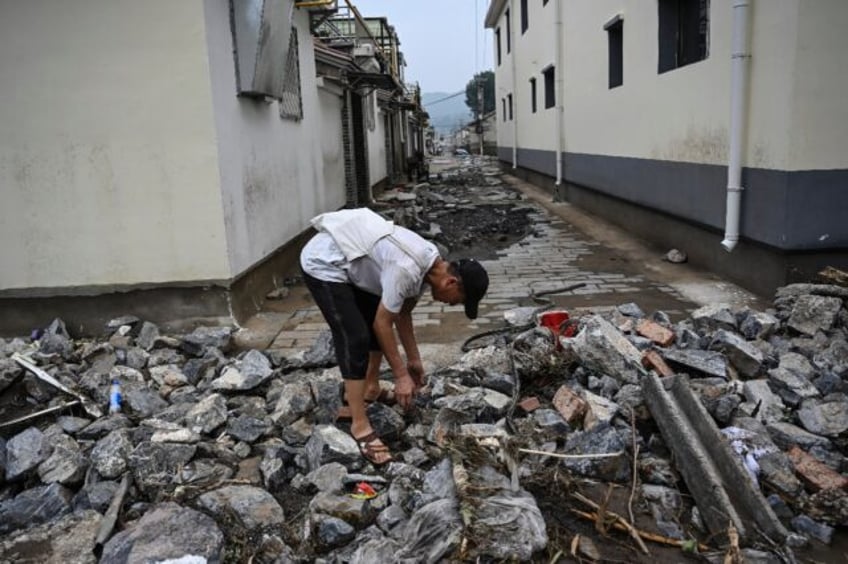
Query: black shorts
[[302, 271, 381, 379]]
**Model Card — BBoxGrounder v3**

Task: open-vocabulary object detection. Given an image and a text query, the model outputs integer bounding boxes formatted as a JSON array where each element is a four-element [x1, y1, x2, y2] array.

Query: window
[[543, 66, 555, 109], [505, 9, 511, 53], [543, 0, 549, 5], [605, 16, 623, 88], [496, 28, 502, 65], [520, 0, 529, 34], [508, 93, 513, 120], [502, 98, 507, 121], [279, 28, 302, 120], [530, 78, 537, 113], [658, 0, 709, 73]]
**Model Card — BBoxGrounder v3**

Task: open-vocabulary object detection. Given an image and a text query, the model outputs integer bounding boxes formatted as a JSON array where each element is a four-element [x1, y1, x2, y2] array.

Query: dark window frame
[[502, 97, 507, 121], [520, 0, 529, 34], [508, 93, 513, 120], [530, 77, 537, 113], [505, 9, 511, 53], [605, 15, 623, 89], [495, 27, 502, 65], [658, 0, 710, 74], [543, 65, 555, 109]]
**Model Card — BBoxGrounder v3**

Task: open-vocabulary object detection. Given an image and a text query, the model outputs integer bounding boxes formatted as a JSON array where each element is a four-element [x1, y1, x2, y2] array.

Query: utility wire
[[423, 90, 466, 106]]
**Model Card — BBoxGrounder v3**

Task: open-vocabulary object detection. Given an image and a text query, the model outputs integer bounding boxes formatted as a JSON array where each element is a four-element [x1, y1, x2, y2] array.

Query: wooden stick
[[572, 492, 650, 555], [518, 448, 624, 460], [571, 509, 710, 553], [0, 401, 80, 429]]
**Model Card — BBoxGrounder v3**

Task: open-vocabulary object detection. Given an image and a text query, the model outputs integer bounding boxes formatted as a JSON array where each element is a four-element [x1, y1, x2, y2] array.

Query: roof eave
[[484, 0, 508, 28]]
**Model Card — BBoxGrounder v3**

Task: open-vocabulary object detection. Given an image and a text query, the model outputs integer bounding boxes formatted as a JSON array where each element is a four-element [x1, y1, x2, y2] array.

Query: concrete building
[[0, 0, 426, 335], [485, 0, 848, 296]]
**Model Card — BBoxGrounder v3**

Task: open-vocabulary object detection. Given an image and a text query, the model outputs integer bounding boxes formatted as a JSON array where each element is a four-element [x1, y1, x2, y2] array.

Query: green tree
[[464, 70, 495, 116]]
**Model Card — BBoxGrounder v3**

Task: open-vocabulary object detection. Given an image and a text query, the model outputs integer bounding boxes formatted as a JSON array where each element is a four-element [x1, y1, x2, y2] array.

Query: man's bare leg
[[345, 378, 391, 465], [364, 351, 383, 401]]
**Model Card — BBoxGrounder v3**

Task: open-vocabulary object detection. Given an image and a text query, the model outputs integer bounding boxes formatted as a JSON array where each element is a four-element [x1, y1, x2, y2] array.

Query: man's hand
[[407, 358, 426, 389], [394, 372, 416, 411]]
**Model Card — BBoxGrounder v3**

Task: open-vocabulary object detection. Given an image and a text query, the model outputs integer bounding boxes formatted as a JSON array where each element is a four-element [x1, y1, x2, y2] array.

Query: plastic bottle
[[109, 380, 122, 414]]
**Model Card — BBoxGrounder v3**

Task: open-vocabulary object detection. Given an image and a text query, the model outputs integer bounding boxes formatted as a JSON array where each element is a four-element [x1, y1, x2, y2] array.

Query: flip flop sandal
[[368, 387, 397, 405], [354, 431, 393, 466]]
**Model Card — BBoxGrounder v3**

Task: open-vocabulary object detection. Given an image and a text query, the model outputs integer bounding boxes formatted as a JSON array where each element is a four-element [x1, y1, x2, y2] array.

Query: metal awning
[[347, 71, 400, 91]]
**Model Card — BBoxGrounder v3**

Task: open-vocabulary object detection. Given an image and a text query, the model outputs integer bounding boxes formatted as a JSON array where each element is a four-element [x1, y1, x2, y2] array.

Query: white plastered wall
[[368, 100, 388, 187], [0, 0, 228, 292], [203, 0, 346, 278], [492, 0, 848, 173]]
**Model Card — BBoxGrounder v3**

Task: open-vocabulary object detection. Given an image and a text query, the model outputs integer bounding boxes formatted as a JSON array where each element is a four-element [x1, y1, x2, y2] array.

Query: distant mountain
[[422, 91, 473, 137]]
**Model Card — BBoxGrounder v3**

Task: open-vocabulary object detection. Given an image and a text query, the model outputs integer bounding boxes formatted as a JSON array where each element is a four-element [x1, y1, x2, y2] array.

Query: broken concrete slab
[[642, 372, 789, 543], [570, 315, 642, 384], [662, 349, 728, 379]]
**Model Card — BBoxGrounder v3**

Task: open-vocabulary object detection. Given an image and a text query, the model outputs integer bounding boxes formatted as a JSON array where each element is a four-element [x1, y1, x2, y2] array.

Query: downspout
[[722, 0, 751, 252], [510, 0, 518, 168], [554, 0, 564, 186]]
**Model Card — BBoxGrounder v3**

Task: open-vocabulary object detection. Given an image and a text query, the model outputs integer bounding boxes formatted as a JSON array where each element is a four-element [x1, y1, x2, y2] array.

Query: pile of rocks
[[1, 283, 845, 561]]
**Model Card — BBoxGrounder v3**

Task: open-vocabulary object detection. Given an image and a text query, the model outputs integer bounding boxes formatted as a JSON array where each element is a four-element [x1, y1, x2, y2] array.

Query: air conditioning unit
[[298, 0, 337, 11], [231, 0, 293, 98], [353, 43, 376, 58]]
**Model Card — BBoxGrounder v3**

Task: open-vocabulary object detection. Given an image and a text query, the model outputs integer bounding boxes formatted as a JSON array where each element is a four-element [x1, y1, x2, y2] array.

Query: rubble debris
[[2, 161, 848, 561]]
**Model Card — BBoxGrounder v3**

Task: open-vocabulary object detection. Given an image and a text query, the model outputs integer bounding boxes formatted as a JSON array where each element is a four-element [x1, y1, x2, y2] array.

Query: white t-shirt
[[301, 225, 439, 313]]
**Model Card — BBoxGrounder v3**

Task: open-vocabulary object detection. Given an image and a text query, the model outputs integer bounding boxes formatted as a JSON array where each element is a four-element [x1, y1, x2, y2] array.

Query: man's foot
[[353, 430, 393, 466]]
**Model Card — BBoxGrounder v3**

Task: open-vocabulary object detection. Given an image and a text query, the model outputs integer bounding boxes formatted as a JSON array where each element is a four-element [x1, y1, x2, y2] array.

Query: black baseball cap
[[455, 258, 489, 319]]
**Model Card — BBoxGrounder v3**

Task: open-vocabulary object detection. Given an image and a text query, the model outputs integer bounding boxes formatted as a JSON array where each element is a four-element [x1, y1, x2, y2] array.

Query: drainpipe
[[510, 0, 518, 168], [722, 0, 751, 252], [554, 0, 564, 186]]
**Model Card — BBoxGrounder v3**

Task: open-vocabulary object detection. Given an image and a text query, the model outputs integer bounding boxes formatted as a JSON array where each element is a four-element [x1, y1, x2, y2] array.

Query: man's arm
[[373, 303, 416, 409], [397, 298, 424, 387]]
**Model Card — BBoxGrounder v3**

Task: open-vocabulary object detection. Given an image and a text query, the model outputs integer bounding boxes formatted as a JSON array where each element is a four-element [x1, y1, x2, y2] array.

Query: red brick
[[518, 396, 541, 413], [787, 446, 848, 492], [552, 386, 587, 424], [636, 319, 676, 347], [641, 350, 675, 377]]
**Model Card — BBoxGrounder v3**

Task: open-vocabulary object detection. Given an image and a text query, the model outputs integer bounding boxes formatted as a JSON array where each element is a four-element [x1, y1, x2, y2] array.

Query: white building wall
[[203, 0, 345, 278], [0, 0, 228, 292], [367, 104, 389, 187], [491, 0, 848, 173]]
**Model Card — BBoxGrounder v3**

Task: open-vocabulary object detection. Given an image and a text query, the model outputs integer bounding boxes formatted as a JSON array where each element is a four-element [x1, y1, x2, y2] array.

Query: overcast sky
[[350, 0, 494, 93]]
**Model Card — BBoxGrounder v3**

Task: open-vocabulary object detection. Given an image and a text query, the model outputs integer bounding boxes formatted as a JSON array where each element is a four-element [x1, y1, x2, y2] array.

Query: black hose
[[460, 282, 587, 352]]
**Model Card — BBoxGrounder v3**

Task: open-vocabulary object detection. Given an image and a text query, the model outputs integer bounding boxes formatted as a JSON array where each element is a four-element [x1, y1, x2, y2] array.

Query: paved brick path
[[262, 185, 694, 358]]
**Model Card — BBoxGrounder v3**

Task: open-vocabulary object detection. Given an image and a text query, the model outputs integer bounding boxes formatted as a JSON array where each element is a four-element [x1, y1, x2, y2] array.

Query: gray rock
[[741, 380, 786, 423], [662, 349, 728, 379], [148, 364, 188, 388], [757, 451, 804, 497], [313, 514, 356, 549], [0, 509, 101, 564], [433, 387, 511, 422], [122, 382, 169, 417], [185, 393, 228, 434], [73, 480, 120, 513], [211, 349, 273, 391], [797, 398, 848, 437], [472, 489, 548, 560], [305, 425, 362, 471], [99, 502, 224, 562], [56, 415, 92, 435], [503, 306, 541, 327], [583, 389, 621, 429], [197, 485, 285, 530], [766, 421, 832, 451], [269, 381, 315, 425], [739, 310, 780, 340], [768, 353, 821, 407], [301, 329, 337, 368], [638, 454, 678, 487], [376, 503, 408, 533], [709, 329, 764, 378], [366, 402, 406, 439], [128, 441, 197, 495], [0, 482, 73, 534], [532, 409, 571, 437], [791, 514, 834, 544], [691, 303, 738, 333], [135, 321, 160, 351], [38, 432, 87, 485], [227, 414, 270, 443], [0, 357, 22, 394], [124, 346, 150, 370], [617, 302, 645, 318], [90, 429, 133, 479], [5, 426, 50, 481], [570, 315, 642, 384], [813, 372, 844, 396], [813, 338, 848, 377], [181, 325, 233, 355], [304, 462, 348, 493], [563, 423, 630, 482], [76, 414, 132, 440], [788, 295, 843, 336], [309, 491, 375, 528]]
